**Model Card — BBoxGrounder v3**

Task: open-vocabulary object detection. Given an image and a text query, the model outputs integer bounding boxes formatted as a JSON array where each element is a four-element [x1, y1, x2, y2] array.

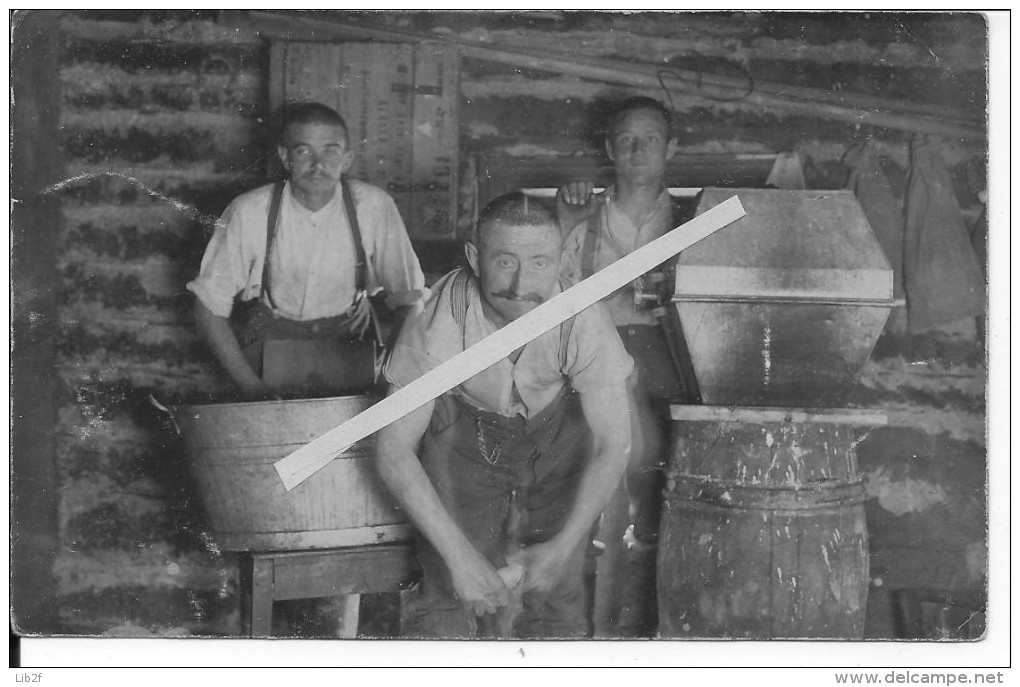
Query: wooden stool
[[238, 543, 416, 637]]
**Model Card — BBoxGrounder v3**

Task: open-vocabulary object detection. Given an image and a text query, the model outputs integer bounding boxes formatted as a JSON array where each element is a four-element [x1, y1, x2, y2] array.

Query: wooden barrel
[[658, 405, 880, 639], [175, 395, 410, 552]]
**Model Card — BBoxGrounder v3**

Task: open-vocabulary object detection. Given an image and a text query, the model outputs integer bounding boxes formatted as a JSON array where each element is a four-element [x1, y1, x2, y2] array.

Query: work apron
[[405, 387, 593, 638], [229, 178, 378, 398], [232, 299, 377, 398]]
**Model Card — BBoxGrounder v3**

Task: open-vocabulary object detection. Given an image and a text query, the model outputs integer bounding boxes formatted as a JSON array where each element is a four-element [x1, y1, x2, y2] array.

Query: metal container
[[175, 395, 410, 552], [668, 188, 895, 407]]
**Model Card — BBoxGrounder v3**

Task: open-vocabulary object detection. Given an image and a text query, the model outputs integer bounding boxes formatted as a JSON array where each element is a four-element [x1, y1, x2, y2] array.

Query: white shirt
[[384, 269, 634, 418], [187, 180, 426, 321], [560, 187, 674, 327]]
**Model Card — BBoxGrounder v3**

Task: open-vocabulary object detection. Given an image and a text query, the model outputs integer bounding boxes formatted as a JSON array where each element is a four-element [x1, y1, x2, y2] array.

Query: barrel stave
[[659, 409, 872, 639]]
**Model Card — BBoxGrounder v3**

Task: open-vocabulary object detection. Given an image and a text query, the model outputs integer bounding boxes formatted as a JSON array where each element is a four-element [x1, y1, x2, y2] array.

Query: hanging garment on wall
[[969, 204, 988, 278], [903, 135, 985, 333], [765, 150, 807, 189], [843, 142, 906, 298]]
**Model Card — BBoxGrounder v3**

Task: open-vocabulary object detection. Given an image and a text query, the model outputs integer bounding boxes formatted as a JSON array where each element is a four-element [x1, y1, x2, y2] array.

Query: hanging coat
[[902, 135, 985, 333], [765, 150, 807, 189], [843, 142, 906, 299]]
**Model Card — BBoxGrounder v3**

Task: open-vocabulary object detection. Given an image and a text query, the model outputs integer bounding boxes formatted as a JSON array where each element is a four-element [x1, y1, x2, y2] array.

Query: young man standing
[[558, 96, 700, 636], [188, 102, 426, 399], [377, 193, 634, 638]]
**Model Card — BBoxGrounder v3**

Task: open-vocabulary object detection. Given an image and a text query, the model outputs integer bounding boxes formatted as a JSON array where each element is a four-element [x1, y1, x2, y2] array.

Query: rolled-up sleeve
[[382, 270, 460, 388], [367, 193, 427, 308], [382, 312, 433, 388], [564, 302, 634, 394], [186, 204, 249, 319]]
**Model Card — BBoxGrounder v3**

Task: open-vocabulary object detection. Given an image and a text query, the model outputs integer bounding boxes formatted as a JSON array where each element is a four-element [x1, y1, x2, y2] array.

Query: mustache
[[491, 290, 544, 304]]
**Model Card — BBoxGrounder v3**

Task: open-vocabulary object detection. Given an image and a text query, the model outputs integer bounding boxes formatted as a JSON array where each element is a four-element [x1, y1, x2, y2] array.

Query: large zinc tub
[[175, 395, 410, 552]]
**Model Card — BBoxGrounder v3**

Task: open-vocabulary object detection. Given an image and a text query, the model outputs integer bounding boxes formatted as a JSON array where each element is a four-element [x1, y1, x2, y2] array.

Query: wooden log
[[273, 196, 746, 491], [456, 45, 983, 141], [229, 11, 985, 140], [475, 153, 777, 206]]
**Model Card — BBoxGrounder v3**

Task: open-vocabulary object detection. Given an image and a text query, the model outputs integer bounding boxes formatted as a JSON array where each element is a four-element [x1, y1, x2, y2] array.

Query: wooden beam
[[228, 11, 985, 141], [475, 153, 778, 205], [274, 196, 746, 490], [455, 44, 983, 141], [670, 405, 888, 426]]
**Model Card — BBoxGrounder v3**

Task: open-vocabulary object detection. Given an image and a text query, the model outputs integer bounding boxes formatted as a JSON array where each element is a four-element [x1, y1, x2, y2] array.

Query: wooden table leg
[[336, 594, 361, 639], [238, 545, 416, 638], [251, 556, 275, 637], [238, 553, 253, 636], [397, 589, 413, 637]]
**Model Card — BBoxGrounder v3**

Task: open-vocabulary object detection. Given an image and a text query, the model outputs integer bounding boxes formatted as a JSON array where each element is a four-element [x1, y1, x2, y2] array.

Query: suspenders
[[581, 208, 601, 280], [577, 193, 703, 403], [260, 178, 367, 307], [259, 181, 285, 309], [340, 177, 367, 295]]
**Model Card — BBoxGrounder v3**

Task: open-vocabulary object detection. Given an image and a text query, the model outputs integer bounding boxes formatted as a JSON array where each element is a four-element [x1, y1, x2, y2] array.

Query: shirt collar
[[602, 185, 673, 250], [462, 274, 568, 418], [283, 180, 343, 219]]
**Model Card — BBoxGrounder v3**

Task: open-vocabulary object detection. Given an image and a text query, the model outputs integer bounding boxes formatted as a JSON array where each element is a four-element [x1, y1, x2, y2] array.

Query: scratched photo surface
[[10, 9, 990, 653]]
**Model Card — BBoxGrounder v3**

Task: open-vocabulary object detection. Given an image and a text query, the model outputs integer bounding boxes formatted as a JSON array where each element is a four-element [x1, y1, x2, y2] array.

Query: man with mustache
[[557, 97, 700, 636], [188, 102, 425, 400], [377, 192, 634, 637]]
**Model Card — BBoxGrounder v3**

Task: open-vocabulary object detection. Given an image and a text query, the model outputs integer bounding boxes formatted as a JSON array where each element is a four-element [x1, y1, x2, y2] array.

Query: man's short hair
[[474, 192, 559, 246], [281, 102, 350, 145], [608, 96, 674, 140]]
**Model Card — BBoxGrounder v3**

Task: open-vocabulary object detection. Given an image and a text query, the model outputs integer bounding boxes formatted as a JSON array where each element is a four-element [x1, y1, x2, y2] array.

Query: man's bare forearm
[[376, 396, 510, 614], [193, 300, 265, 395], [550, 386, 632, 550], [554, 433, 630, 551], [376, 402, 481, 566]]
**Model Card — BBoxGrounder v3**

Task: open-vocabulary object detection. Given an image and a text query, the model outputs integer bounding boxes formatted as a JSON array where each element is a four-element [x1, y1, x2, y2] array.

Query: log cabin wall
[[33, 10, 267, 635], [454, 11, 985, 187], [11, 10, 988, 637]]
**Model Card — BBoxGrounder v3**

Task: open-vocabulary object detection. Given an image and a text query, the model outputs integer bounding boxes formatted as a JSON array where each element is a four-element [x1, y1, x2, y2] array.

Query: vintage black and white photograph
[[9, 8, 1002, 667]]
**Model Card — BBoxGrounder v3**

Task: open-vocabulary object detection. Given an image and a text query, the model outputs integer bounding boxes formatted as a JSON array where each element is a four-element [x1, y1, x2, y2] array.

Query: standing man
[[188, 102, 426, 400], [377, 192, 634, 638], [558, 96, 700, 636]]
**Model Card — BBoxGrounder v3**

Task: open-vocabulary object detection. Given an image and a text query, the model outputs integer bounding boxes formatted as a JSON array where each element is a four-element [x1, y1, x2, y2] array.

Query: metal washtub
[[175, 395, 410, 552]]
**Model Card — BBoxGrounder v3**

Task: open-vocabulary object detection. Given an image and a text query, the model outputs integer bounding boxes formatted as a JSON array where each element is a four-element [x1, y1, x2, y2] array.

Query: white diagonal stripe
[[275, 195, 745, 490]]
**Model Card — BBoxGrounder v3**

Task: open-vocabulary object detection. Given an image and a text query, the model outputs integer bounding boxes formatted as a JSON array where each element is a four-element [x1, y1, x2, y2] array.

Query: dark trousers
[[404, 390, 592, 638], [590, 324, 682, 636]]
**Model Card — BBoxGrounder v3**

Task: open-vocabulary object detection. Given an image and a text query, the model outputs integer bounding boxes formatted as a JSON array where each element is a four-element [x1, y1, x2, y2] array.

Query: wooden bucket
[[658, 405, 880, 639], [175, 395, 410, 551]]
